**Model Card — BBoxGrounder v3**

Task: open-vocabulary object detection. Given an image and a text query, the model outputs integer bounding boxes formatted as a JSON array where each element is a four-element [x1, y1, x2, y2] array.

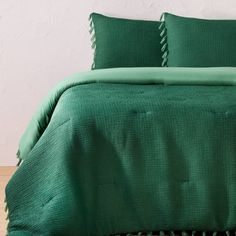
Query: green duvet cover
[[5, 68, 236, 235]]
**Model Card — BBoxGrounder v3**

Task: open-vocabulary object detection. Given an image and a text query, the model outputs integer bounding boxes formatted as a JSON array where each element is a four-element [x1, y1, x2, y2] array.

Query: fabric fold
[[17, 67, 236, 161]]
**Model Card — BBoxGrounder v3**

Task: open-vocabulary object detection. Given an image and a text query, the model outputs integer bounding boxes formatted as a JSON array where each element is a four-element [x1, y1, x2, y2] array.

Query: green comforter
[[6, 68, 236, 235]]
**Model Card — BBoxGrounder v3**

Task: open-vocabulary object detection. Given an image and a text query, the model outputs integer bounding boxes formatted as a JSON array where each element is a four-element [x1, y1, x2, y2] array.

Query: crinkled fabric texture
[[90, 13, 162, 69], [164, 13, 236, 67], [6, 68, 236, 235]]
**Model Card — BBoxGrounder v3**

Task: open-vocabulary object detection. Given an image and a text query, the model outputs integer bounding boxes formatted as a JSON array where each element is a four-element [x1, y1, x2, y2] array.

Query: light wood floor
[[0, 167, 17, 236]]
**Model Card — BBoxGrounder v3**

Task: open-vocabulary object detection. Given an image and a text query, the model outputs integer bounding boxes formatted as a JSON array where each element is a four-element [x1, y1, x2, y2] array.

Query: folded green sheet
[[6, 67, 236, 235]]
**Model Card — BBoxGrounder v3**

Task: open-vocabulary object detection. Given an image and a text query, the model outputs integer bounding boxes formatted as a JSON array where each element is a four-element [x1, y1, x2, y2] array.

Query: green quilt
[[5, 68, 236, 235]]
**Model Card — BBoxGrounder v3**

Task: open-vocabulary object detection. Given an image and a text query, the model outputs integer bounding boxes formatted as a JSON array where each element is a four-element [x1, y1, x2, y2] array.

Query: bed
[[5, 67, 236, 235]]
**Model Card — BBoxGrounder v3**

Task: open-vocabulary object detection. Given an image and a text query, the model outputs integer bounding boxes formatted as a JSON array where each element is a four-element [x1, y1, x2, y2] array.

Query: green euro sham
[[162, 13, 236, 67], [89, 13, 163, 69]]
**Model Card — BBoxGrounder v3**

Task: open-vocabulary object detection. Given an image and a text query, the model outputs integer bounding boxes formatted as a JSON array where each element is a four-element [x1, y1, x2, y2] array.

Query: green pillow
[[161, 13, 236, 67], [89, 13, 162, 69]]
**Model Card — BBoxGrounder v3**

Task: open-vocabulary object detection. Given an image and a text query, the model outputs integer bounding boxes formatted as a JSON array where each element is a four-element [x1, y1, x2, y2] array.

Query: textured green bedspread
[[6, 68, 236, 235]]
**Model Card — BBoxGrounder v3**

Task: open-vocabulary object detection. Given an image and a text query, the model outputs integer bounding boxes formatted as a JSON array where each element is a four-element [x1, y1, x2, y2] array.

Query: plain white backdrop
[[1, 0, 236, 165]]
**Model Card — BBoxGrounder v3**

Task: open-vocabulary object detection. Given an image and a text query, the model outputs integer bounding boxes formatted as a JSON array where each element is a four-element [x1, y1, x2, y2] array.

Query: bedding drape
[[6, 68, 236, 235]]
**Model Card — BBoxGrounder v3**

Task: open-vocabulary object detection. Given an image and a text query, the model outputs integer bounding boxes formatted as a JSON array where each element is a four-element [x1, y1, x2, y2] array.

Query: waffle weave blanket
[[6, 67, 236, 235]]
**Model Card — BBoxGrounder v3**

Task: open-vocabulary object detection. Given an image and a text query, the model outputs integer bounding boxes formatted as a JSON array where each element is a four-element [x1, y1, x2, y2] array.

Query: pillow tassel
[[158, 21, 165, 30], [162, 57, 168, 67], [160, 28, 166, 37], [161, 43, 167, 52], [89, 14, 96, 69], [162, 51, 168, 59], [4, 196, 10, 234], [160, 35, 167, 45], [182, 231, 189, 236], [159, 13, 168, 67], [112, 231, 235, 235], [91, 41, 96, 49]]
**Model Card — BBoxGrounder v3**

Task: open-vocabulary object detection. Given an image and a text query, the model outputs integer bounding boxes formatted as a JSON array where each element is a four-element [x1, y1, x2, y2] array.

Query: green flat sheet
[[6, 68, 236, 235]]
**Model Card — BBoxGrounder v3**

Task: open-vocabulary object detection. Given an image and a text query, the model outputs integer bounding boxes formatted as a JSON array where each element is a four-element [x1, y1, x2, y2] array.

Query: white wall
[[1, 0, 236, 166]]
